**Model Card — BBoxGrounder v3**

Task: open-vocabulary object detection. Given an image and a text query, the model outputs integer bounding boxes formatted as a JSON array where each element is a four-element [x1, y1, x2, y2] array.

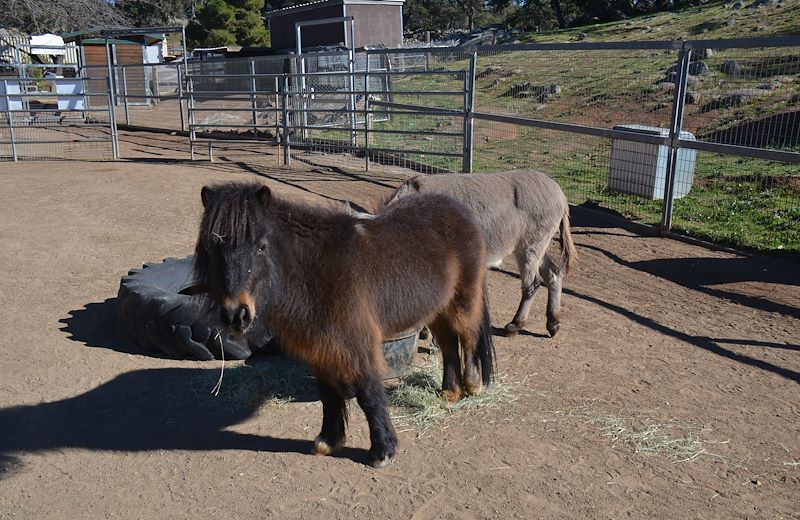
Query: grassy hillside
[[367, 1, 800, 252], [518, 0, 800, 43]]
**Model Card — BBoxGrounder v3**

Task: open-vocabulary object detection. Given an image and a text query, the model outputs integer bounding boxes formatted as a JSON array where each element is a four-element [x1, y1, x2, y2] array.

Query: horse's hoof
[[546, 321, 560, 337], [464, 381, 483, 397], [440, 388, 463, 402], [370, 455, 393, 468], [503, 322, 522, 337], [463, 369, 483, 396], [313, 435, 344, 456], [418, 327, 430, 340]]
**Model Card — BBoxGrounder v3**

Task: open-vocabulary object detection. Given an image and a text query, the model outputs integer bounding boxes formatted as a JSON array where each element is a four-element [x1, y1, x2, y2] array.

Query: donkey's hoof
[[370, 455, 393, 468], [546, 321, 560, 337], [313, 435, 344, 456], [503, 322, 522, 337], [369, 441, 397, 468], [440, 388, 463, 402]]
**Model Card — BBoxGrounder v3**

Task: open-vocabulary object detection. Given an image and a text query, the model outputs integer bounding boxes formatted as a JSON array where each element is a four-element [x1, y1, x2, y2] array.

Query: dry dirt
[[0, 131, 798, 519]]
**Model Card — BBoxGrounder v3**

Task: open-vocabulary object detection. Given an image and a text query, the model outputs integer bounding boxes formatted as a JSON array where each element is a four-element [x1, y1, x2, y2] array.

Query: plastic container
[[608, 124, 697, 200]]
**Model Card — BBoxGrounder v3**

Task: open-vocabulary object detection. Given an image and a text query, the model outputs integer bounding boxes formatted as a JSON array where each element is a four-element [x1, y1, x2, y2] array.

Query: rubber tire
[[117, 256, 259, 360]]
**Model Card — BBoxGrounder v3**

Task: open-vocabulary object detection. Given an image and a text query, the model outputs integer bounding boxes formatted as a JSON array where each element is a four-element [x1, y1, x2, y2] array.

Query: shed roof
[[265, 0, 405, 18], [61, 27, 166, 45]]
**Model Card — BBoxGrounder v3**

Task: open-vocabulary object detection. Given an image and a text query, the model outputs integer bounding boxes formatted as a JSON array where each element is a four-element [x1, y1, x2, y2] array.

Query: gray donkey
[[386, 169, 577, 337]]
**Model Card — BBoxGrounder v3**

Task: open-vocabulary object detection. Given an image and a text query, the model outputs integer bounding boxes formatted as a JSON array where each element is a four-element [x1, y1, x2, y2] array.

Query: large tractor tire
[[117, 256, 261, 360]]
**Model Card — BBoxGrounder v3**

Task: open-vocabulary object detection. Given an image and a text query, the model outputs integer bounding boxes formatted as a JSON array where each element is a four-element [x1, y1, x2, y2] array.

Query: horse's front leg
[[354, 372, 398, 468], [313, 378, 347, 456]]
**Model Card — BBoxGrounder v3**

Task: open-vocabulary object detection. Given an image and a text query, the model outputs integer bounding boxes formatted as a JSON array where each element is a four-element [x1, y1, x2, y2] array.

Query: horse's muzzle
[[220, 295, 255, 334]]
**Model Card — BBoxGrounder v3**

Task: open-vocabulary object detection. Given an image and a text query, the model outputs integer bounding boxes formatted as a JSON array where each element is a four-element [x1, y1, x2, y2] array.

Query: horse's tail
[[558, 205, 578, 275], [478, 281, 496, 387]]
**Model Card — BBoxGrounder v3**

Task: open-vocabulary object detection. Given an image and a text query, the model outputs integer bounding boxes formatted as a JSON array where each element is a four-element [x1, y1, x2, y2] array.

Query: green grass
[[516, 1, 800, 43], [358, 2, 800, 253]]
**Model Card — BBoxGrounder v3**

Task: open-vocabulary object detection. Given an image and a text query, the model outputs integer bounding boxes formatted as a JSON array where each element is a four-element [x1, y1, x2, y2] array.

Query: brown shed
[[62, 29, 165, 105], [265, 0, 405, 51]]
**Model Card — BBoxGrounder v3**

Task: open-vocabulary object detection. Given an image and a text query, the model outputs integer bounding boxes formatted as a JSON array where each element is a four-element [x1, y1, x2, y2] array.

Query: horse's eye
[[257, 244, 266, 254]]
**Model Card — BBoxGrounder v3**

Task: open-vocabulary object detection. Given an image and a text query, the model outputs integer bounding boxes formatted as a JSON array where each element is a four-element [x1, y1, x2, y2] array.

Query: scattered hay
[[187, 355, 520, 436], [555, 402, 728, 462], [188, 357, 316, 412], [388, 360, 520, 436]]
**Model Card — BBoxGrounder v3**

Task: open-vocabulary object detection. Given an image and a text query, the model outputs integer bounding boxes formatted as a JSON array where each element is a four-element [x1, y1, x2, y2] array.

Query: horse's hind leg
[[313, 378, 347, 456], [428, 316, 464, 402], [354, 371, 398, 468], [539, 254, 564, 337], [504, 244, 548, 336]]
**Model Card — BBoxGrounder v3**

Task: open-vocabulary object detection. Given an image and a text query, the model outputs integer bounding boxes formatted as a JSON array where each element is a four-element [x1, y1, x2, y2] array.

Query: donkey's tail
[[478, 281, 496, 387], [558, 206, 579, 275]]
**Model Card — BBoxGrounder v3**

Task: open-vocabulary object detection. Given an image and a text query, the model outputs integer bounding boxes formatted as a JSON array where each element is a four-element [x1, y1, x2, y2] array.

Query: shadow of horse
[[0, 363, 372, 476]]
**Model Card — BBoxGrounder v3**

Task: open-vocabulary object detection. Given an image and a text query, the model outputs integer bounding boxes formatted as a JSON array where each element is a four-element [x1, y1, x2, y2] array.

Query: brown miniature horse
[[193, 182, 495, 467]]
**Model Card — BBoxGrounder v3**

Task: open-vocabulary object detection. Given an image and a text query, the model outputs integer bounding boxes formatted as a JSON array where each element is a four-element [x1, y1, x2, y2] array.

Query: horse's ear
[[201, 186, 213, 207], [258, 185, 272, 207]]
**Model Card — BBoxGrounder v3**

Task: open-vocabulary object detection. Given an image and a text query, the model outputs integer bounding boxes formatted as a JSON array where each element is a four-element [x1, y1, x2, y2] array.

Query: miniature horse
[[193, 182, 495, 467]]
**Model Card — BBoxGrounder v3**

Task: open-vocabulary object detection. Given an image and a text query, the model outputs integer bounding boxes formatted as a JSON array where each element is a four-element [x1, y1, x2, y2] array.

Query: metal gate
[[184, 49, 471, 173]]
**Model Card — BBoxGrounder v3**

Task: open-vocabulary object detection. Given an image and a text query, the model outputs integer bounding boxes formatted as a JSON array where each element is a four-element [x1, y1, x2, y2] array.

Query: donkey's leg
[[504, 245, 548, 336], [539, 254, 564, 337], [354, 372, 398, 468], [428, 316, 464, 402], [313, 378, 348, 456]]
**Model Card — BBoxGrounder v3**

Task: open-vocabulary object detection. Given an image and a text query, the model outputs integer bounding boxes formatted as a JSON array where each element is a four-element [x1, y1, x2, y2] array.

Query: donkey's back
[[388, 169, 576, 337]]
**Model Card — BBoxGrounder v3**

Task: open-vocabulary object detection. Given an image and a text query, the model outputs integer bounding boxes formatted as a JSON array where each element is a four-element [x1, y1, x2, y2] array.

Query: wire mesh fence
[[0, 75, 115, 160], [462, 40, 800, 253], [3, 37, 797, 252]]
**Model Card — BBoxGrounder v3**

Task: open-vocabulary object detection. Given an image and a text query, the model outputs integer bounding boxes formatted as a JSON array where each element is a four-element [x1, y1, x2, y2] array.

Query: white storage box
[[45, 73, 85, 111], [0, 80, 23, 112], [608, 124, 697, 200]]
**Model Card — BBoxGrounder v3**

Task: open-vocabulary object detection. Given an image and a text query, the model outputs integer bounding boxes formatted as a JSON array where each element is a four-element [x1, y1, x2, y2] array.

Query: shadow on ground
[[0, 360, 370, 476]]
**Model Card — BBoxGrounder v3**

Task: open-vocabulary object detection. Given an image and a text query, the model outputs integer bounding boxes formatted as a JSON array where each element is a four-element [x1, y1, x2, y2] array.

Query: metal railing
[[3, 36, 797, 252], [1, 76, 117, 161]]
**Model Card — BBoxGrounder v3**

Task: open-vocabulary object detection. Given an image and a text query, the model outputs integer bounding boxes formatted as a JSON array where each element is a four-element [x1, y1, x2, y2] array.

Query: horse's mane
[[196, 183, 269, 252], [196, 183, 359, 253]]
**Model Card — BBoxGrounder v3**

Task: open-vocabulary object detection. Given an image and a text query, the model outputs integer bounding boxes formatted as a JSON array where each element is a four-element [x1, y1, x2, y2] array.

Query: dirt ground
[[0, 131, 798, 519]]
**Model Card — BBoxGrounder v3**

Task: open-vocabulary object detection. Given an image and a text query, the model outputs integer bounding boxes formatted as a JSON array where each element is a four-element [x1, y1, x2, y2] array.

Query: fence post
[[121, 66, 130, 126], [282, 75, 291, 166], [250, 59, 258, 136], [660, 45, 692, 234], [188, 78, 196, 161], [274, 76, 280, 145], [177, 65, 186, 132], [106, 76, 119, 160], [364, 57, 370, 171], [348, 49, 358, 147], [7, 110, 17, 162], [462, 52, 477, 173]]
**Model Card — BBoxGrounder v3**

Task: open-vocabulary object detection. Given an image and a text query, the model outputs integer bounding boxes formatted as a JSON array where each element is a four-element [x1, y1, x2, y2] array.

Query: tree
[[403, 0, 466, 37], [0, 0, 129, 34], [115, 0, 194, 27], [186, 0, 269, 47], [454, 0, 483, 30]]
